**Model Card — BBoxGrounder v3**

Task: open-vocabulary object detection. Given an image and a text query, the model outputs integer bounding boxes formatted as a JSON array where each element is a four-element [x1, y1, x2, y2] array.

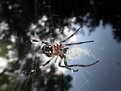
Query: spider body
[[42, 43, 68, 58], [29, 27, 99, 72]]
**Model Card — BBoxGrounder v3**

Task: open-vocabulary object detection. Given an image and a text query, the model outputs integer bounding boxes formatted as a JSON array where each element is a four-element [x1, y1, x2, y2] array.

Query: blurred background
[[0, 0, 121, 91]]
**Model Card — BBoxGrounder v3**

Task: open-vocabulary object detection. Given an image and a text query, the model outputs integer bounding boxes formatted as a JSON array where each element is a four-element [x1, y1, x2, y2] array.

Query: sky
[[63, 21, 121, 91]]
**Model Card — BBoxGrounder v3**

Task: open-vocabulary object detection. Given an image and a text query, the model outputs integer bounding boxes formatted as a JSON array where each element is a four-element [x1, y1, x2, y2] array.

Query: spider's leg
[[65, 41, 94, 46], [65, 60, 99, 67], [58, 61, 72, 71], [31, 39, 40, 42], [31, 38, 49, 44], [64, 59, 79, 72], [40, 56, 56, 67], [42, 41, 49, 45], [23, 56, 56, 75], [54, 56, 58, 63], [60, 27, 81, 43], [58, 59, 78, 72]]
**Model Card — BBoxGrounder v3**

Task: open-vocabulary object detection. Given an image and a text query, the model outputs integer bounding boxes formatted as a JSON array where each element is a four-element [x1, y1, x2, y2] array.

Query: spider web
[[8, 0, 101, 91], [62, 42, 99, 90]]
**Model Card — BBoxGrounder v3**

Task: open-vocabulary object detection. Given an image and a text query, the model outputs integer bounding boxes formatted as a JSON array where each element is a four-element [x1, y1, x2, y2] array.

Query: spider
[[27, 27, 99, 73]]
